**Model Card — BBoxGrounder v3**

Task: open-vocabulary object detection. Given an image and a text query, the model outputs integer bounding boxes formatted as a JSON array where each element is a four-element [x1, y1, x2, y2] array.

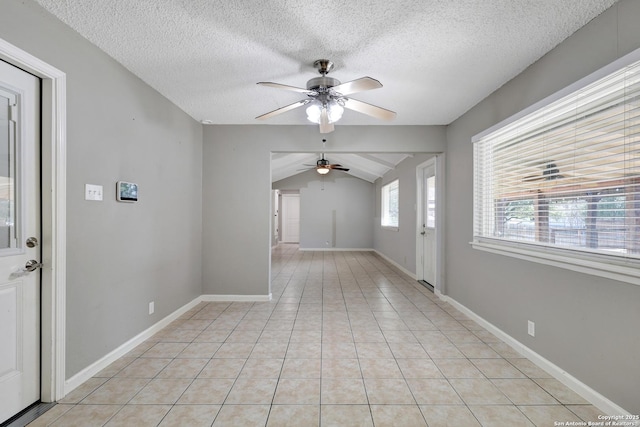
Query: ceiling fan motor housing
[[307, 76, 340, 91], [317, 158, 330, 167]]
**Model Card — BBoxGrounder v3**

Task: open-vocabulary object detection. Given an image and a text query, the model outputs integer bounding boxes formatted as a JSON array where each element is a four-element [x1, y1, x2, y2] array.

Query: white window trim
[[471, 46, 640, 287], [472, 239, 640, 286]]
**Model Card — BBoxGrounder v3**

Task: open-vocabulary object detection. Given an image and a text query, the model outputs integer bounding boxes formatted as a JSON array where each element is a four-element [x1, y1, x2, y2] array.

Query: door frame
[[415, 155, 445, 293], [0, 38, 67, 402]]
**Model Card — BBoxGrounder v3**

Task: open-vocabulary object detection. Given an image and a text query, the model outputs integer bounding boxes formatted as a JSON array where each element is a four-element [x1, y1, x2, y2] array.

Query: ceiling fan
[[523, 162, 565, 182], [305, 154, 350, 175], [301, 139, 350, 175], [256, 59, 396, 133]]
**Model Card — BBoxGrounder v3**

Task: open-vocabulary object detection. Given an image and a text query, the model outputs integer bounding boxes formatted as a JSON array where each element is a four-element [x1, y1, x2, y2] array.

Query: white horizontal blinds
[[474, 59, 640, 258], [473, 140, 493, 238]]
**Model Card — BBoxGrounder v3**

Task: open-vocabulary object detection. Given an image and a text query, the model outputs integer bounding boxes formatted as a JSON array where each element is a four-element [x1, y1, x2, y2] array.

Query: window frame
[[471, 47, 640, 287], [381, 179, 400, 231]]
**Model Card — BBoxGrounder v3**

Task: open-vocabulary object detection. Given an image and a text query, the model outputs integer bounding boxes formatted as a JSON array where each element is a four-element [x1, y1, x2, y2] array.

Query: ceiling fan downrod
[[314, 59, 334, 76]]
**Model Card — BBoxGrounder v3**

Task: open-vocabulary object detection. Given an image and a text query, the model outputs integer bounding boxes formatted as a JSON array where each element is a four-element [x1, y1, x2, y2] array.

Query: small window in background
[[382, 179, 399, 229]]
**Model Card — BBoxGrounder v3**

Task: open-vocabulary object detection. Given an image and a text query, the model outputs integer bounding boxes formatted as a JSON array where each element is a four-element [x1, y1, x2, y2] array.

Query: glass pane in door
[[426, 175, 436, 228], [0, 91, 16, 250]]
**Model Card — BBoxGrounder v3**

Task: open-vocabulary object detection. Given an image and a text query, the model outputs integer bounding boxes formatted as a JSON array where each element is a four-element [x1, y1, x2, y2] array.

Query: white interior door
[[0, 60, 41, 423], [281, 193, 300, 243], [418, 160, 437, 285]]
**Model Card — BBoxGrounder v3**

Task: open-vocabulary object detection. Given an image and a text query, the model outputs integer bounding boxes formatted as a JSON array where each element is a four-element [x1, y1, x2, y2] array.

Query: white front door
[[0, 60, 41, 423], [281, 193, 300, 243], [418, 160, 436, 285]]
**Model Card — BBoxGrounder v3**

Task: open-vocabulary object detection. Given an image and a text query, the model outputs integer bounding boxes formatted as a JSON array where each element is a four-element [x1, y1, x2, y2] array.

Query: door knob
[[24, 260, 43, 272]]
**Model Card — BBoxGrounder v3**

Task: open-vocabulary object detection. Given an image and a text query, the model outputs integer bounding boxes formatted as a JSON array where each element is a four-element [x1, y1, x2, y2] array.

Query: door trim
[[415, 155, 445, 293], [0, 38, 67, 402]]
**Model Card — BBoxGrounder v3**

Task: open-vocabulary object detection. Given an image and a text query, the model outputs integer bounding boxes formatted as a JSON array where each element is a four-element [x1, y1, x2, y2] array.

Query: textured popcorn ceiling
[[34, 0, 617, 127]]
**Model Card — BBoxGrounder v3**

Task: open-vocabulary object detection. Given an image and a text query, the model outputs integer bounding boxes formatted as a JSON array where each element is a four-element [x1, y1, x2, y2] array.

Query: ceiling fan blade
[[343, 98, 396, 121], [332, 167, 350, 171], [328, 164, 343, 168], [319, 122, 334, 133], [256, 100, 308, 120], [257, 82, 317, 95], [319, 108, 334, 133], [331, 76, 383, 96]]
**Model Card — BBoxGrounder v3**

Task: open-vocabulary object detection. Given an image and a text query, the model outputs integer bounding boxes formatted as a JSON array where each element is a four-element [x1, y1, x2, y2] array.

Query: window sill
[[381, 226, 399, 232], [471, 239, 640, 287]]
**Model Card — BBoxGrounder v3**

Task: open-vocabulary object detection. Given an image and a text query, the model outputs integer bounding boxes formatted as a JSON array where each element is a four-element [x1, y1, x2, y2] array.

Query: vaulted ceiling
[[33, 0, 618, 181], [272, 152, 413, 183]]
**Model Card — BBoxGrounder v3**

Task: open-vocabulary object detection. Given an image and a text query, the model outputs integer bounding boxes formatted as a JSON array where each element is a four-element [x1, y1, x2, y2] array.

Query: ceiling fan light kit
[[306, 101, 344, 124], [256, 59, 396, 133]]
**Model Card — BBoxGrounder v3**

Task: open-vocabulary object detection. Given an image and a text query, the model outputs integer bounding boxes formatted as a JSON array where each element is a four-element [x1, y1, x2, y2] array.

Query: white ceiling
[[33, 0, 617, 181]]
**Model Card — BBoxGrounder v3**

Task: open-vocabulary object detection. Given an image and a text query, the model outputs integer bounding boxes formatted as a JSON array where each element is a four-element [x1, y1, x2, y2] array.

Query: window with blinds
[[473, 59, 640, 262]]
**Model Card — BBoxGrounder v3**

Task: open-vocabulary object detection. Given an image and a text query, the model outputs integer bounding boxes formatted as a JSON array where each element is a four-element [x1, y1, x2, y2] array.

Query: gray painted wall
[[445, 0, 640, 413], [273, 170, 374, 249], [373, 153, 435, 275], [202, 125, 446, 296], [6, 0, 635, 413], [1, 1, 204, 378]]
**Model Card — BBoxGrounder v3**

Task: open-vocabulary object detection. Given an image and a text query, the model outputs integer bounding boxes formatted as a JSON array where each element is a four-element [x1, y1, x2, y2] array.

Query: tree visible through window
[[382, 179, 399, 228]]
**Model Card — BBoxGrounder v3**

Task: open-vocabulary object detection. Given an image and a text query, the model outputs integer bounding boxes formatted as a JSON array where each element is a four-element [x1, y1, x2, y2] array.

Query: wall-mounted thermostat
[[116, 181, 138, 202]]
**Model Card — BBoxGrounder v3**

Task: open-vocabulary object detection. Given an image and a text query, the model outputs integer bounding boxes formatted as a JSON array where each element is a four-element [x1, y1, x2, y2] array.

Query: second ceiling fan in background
[[302, 139, 350, 175]]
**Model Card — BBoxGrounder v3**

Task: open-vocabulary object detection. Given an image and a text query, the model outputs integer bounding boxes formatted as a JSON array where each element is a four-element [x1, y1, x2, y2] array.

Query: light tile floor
[[28, 245, 608, 426]]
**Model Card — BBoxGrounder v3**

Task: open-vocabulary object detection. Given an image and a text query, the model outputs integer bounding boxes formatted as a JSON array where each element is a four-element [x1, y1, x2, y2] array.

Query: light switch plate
[[85, 184, 103, 201]]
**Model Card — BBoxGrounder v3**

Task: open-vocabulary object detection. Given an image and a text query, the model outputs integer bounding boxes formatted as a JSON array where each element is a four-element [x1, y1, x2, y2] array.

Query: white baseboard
[[436, 292, 634, 417], [201, 294, 272, 302], [64, 296, 203, 395], [298, 247, 375, 252], [63, 293, 271, 396], [373, 250, 417, 280]]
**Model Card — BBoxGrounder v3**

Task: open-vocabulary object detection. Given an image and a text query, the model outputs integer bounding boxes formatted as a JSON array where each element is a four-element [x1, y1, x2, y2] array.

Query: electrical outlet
[[528, 320, 535, 337], [149, 301, 155, 315]]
